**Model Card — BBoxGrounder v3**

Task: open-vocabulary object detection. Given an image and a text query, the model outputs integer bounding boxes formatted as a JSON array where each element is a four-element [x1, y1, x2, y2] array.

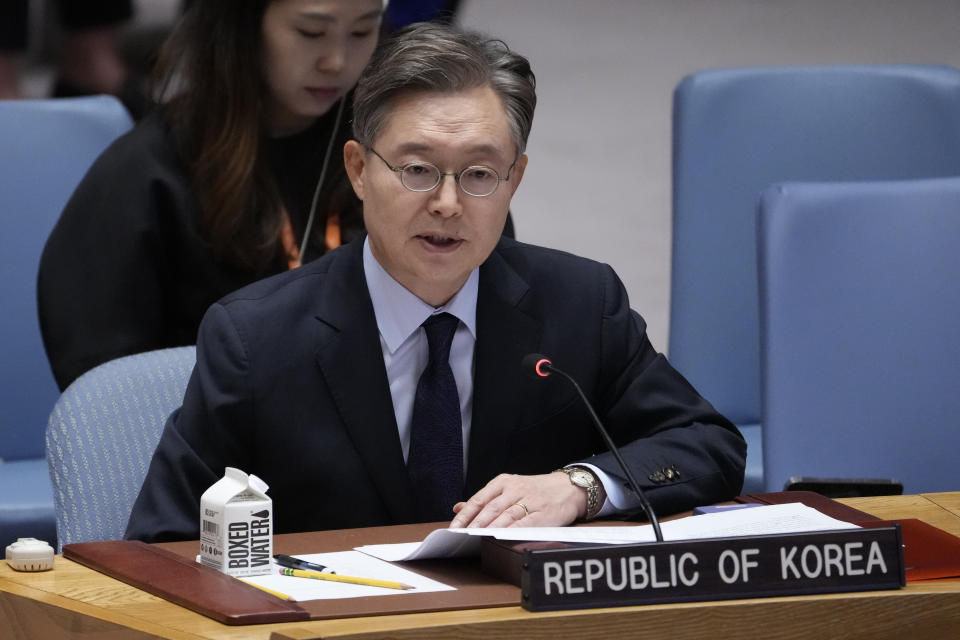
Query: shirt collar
[[363, 237, 478, 354]]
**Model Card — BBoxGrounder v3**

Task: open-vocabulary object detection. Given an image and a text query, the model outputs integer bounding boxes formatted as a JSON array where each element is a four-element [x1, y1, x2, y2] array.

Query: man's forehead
[[374, 87, 514, 154], [394, 141, 505, 156]]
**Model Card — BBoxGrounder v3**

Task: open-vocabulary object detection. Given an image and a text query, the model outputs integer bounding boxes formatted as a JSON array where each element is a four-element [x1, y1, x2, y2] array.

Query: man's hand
[[449, 471, 586, 528]]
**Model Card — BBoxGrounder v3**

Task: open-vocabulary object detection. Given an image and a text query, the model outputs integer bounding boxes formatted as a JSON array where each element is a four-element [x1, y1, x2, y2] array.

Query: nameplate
[[520, 525, 903, 611]]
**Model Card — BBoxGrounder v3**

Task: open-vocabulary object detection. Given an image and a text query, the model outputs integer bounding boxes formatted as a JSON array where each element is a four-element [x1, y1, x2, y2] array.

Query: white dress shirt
[[363, 238, 477, 471]]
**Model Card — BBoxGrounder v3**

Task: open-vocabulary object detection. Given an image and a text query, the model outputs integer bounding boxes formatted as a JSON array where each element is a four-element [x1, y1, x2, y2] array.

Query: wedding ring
[[512, 502, 530, 517]]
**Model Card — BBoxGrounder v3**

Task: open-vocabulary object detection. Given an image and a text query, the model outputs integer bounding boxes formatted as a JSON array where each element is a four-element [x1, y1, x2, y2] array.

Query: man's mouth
[[417, 233, 463, 250]]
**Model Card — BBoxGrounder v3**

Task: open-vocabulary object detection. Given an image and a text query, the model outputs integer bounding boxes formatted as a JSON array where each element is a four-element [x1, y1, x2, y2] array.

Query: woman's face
[[261, 0, 381, 134]]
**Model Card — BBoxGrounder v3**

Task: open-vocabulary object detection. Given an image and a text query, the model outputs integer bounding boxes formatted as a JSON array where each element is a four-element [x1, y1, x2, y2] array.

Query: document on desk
[[241, 551, 455, 601], [357, 503, 861, 562]]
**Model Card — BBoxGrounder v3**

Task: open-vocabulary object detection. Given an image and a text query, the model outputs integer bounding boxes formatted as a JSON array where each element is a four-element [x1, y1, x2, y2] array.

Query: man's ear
[[507, 153, 528, 197], [343, 140, 366, 200]]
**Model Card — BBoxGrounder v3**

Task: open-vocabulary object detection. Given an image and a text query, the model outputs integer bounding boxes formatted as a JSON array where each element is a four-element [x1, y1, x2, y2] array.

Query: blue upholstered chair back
[[0, 95, 133, 459], [670, 65, 960, 493], [0, 95, 133, 550], [46, 346, 196, 550], [758, 177, 960, 494]]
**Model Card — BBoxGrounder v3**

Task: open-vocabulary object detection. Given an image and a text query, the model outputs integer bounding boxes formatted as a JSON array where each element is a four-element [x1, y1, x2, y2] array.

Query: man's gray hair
[[352, 22, 537, 156]]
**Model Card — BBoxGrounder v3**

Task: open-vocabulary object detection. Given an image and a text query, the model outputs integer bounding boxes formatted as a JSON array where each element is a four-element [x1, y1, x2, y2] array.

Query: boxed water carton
[[199, 467, 273, 577]]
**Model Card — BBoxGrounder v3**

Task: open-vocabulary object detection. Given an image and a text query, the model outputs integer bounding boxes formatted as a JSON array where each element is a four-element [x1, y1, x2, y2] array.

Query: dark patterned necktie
[[407, 312, 463, 522]]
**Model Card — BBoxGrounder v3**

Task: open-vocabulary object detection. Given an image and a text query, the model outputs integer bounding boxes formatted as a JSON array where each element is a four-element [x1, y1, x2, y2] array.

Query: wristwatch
[[557, 466, 602, 520]]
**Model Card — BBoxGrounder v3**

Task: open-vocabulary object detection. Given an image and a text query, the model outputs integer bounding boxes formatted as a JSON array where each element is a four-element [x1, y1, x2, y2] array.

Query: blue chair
[[46, 346, 196, 550], [758, 177, 960, 494], [670, 65, 960, 493], [0, 96, 133, 549]]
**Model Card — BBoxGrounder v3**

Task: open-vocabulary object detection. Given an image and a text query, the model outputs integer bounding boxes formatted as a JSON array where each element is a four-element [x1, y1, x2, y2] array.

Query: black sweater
[[38, 105, 359, 390]]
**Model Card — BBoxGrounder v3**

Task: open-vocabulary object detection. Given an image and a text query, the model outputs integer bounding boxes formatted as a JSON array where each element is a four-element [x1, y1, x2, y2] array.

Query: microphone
[[522, 353, 664, 542]]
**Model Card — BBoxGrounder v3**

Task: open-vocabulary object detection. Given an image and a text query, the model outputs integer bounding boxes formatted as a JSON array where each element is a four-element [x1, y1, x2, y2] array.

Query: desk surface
[[2, 492, 959, 640]]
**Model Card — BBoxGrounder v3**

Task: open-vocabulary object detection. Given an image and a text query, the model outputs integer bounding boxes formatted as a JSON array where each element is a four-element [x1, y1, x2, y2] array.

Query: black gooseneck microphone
[[522, 353, 664, 542]]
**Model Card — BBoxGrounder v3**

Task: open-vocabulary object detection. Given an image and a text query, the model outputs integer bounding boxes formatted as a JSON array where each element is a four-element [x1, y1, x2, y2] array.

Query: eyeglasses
[[367, 147, 514, 197]]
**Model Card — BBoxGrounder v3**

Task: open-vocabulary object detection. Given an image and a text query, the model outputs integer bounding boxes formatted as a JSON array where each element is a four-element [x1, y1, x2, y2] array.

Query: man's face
[[344, 86, 527, 306]]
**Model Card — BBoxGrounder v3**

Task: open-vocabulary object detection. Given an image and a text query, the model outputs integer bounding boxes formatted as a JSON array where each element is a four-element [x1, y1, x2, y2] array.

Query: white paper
[[240, 552, 455, 601], [356, 503, 860, 562]]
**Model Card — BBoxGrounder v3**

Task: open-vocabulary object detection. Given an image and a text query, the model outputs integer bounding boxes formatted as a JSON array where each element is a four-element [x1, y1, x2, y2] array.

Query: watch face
[[569, 469, 594, 488]]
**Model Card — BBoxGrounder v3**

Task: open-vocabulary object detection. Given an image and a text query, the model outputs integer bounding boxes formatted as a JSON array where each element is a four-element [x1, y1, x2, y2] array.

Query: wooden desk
[[3, 493, 959, 640]]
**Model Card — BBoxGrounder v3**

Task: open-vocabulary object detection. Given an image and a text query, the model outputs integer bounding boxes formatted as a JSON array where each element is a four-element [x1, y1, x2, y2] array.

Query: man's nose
[[428, 174, 463, 218]]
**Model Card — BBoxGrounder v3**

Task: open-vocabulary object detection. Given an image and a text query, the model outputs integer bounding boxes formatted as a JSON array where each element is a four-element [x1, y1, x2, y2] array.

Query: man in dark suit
[[126, 23, 745, 543]]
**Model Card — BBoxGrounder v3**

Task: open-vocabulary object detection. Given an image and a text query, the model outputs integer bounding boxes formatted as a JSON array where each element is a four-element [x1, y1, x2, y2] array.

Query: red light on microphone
[[535, 358, 552, 377], [522, 353, 555, 379]]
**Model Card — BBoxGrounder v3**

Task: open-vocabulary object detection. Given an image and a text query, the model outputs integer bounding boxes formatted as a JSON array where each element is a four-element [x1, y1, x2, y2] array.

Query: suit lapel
[[466, 247, 543, 495], [310, 240, 415, 523]]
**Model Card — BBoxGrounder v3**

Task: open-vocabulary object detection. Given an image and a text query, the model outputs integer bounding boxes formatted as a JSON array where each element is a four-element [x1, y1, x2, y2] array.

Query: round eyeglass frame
[[367, 147, 514, 197]]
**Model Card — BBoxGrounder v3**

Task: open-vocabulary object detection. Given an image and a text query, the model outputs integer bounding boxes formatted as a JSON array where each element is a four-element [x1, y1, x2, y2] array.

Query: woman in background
[[38, 0, 385, 390]]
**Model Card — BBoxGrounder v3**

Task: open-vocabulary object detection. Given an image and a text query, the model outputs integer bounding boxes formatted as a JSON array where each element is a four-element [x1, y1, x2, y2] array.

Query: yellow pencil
[[239, 578, 294, 601], [278, 567, 414, 590]]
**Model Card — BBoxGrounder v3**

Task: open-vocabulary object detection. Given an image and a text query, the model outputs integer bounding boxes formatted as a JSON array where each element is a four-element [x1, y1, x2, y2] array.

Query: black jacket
[[39, 105, 362, 390], [125, 236, 745, 542]]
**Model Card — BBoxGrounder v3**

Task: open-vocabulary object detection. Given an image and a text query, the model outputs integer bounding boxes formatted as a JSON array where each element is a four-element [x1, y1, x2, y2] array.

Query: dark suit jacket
[[126, 237, 745, 542]]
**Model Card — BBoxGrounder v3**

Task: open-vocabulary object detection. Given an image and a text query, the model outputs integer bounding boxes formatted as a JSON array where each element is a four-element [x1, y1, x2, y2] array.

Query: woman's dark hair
[[152, 0, 352, 271]]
